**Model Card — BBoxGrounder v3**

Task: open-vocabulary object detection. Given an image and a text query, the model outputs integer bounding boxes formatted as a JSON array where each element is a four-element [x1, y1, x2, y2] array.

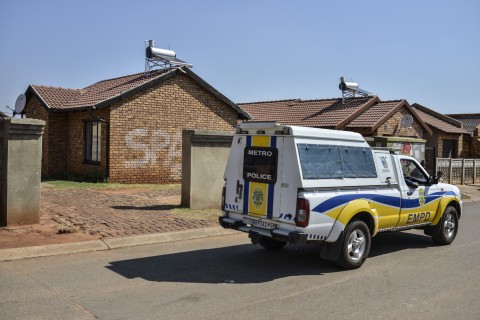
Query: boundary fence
[[436, 158, 480, 185]]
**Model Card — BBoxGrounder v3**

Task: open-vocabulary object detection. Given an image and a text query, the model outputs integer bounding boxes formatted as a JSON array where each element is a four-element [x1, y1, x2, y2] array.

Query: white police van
[[219, 121, 462, 269]]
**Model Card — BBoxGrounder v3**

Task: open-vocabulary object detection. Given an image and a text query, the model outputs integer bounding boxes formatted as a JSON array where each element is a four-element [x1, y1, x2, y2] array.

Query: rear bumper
[[219, 216, 308, 245]]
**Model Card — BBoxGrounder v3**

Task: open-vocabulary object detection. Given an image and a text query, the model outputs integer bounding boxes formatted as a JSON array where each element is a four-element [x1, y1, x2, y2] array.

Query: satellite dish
[[14, 94, 26, 114]]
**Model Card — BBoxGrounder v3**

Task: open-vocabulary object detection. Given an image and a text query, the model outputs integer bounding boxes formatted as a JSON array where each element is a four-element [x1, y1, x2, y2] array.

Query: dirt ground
[[0, 183, 220, 249]]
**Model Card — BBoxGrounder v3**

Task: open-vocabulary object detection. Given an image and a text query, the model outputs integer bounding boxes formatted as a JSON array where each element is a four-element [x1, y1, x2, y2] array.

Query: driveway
[[0, 183, 220, 249]]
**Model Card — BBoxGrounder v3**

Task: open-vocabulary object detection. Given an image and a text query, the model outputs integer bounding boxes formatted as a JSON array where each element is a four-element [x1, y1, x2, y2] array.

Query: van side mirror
[[429, 175, 439, 185]]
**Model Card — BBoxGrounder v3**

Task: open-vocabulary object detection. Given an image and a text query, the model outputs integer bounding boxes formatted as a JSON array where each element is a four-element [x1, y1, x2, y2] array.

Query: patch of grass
[[43, 180, 180, 190], [461, 193, 470, 200], [171, 207, 222, 221]]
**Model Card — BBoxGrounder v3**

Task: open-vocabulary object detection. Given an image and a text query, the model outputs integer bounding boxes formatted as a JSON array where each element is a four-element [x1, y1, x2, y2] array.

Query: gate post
[[0, 118, 45, 226], [474, 159, 477, 184], [448, 159, 453, 184], [181, 129, 233, 209]]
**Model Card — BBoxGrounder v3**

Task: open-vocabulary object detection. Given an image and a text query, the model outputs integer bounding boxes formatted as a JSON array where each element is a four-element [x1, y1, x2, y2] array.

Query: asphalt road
[[1, 203, 479, 320]]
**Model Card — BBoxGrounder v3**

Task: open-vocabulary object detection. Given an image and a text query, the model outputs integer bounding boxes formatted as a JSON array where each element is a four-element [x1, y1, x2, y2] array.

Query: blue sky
[[1, 0, 478, 116]]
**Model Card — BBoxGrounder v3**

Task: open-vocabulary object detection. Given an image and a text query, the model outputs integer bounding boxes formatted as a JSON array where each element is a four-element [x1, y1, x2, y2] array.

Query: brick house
[[447, 113, 480, 158], [239, 97, 432, 160], [240, 97, 475, 169], [411, 103, 471, 158], [23, 66, 250, 183]]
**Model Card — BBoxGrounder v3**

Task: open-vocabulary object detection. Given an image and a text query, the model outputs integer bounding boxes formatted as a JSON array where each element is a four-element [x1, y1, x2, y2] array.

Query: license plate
[[244, 218, 276, 230]]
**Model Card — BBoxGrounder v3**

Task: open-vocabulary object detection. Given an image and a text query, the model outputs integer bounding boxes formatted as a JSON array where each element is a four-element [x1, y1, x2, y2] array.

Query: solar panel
[[150, 53, 189, 65]]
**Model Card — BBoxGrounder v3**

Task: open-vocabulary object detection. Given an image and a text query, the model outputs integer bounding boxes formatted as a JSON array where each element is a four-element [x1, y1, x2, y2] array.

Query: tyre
[[258, 237, 287, 250], [336, 220, 371, 270], [431, 206, 458, 245]]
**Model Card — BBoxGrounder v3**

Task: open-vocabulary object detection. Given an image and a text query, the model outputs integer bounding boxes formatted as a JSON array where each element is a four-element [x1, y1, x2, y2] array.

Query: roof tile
[[31, 69, 171, 110], [447, 113, 480, 134], [413, 107, 470, 134], [239, 97, 374, 127], [346, 100, 403, 128]]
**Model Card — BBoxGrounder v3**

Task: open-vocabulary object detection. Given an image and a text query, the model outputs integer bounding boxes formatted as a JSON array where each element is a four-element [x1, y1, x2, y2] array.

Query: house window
[[85, 121, 101, 163]]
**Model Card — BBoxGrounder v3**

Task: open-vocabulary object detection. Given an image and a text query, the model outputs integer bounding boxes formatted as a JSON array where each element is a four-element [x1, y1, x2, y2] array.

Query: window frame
[[84, 120, 101, 165], [400, 159, 428, 186]]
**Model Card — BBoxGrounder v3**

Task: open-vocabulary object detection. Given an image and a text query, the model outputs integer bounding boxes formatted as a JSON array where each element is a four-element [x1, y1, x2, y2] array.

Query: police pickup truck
[[219, 122, 461, 269]]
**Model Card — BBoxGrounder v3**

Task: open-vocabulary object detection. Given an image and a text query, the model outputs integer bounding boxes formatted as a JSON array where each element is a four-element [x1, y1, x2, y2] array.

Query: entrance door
[[397, 158, 440, 226], [242, 135, 283, 219], [442, 140, 456, 158]]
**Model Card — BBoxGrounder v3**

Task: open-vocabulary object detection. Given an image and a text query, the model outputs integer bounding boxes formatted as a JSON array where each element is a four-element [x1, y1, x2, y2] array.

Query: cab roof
[[238, 121, 366, 142]]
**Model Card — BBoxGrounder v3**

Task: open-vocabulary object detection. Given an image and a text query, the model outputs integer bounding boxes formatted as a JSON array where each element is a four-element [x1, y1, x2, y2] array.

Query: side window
[[401, 159, 427, 185], [85, 121, 101, 163], [297, 144, 377, 179]]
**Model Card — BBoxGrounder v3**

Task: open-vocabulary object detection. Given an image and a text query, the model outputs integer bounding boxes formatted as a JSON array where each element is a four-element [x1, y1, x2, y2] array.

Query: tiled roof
[[447, 113, 480, 134], [238, 97, 376, 128], [31, 86, 81, 109], [27, 67, 250, 118], [346, 100, 403, 128], [30, 69, 172, 111], [412, 105, 469, 134]]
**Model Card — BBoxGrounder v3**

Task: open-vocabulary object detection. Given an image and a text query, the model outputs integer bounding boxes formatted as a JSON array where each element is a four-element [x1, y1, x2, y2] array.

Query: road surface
[[1, 203, 479, 319]]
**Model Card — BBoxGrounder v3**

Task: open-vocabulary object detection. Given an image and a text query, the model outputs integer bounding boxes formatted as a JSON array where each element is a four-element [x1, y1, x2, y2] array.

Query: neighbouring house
[[411, 103, 471, 159], [22, 66, 250, 183], [239, 97, 475, 166], [0, 111, 8, 118], [239, 97, 432, 161], [447, 113, 480, 158]]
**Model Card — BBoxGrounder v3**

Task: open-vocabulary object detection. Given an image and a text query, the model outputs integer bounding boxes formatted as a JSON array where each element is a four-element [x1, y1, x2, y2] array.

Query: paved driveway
[[0, 183, 219, 249]]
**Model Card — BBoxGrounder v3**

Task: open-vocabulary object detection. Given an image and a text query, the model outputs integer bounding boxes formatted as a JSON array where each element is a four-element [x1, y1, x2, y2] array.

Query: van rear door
[[242, 135, 283, 219]]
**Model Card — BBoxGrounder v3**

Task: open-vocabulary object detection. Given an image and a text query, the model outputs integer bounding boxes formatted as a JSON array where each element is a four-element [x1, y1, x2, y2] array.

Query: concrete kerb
[[0, 240, 108, 262], [459, 184, 480, 204], [0, 227, 237, 262], [463, 197, 480, 204]]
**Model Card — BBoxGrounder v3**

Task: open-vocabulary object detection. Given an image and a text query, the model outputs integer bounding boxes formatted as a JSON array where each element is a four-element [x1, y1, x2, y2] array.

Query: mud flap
[[319, 231, 344, 262]]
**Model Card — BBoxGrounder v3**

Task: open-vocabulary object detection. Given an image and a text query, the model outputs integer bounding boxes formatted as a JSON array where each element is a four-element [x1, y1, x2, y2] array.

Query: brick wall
[[109, 73, 238, 183], [48, 112, 68, 175], [435, 132, 466, 158], [473, 128, 480, 158], [348, 128, 372, 136], [24, 96, 53, 176], [460, 134, 469, 158], [24, 96, 109, 178], [66, 109, 109, 178], [376, 108, 424, 138]]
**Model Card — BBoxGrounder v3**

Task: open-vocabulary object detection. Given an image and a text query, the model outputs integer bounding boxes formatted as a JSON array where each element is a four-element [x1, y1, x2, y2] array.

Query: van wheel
[[258, 237, 287, 250], [336, 220, 371, 270], [432, 206, 458, 245]]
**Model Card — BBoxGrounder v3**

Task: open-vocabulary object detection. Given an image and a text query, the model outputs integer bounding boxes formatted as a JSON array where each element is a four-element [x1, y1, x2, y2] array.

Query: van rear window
[[297, 144, 377, 179], [243, 147, 278, 183]]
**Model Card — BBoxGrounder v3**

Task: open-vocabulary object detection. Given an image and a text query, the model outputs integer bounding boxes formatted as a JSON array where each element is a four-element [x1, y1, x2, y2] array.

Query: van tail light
[[296, 198, 310, 227], [221, 186, 226, 211]]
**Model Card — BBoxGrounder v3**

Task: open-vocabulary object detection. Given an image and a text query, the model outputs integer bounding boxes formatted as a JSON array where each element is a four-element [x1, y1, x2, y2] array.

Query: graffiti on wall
[[124, 129, 181, 178]]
